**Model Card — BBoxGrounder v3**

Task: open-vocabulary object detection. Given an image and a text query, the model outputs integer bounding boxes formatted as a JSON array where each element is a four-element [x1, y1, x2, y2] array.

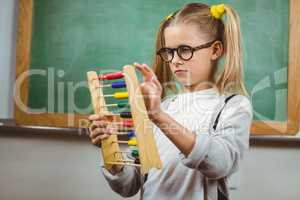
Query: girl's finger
[[135, 63, 162, 93], [88, 113, 106, 121], [142, 63, 157, 77], [94, 120, 108, 128], [89, 127, 103, 139], [141, 64, 161, 88], [89, 120, 108, 132], [90, 127, 110, 139], [151, 76, 163, 90], [88, 114, 99, 121], [134, 63, 154, 82], [92, 134, 110, 146]]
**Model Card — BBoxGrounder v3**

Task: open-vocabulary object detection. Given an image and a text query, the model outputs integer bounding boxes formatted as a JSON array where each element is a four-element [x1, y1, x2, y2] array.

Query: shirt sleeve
[[101, 165, 141, 197], [180, 95, 253, 179]]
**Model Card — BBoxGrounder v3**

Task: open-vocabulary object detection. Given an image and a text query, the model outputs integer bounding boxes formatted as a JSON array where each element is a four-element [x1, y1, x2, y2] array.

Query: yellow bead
[[114, 92, 128, 99], [128, 138, 137, 146]]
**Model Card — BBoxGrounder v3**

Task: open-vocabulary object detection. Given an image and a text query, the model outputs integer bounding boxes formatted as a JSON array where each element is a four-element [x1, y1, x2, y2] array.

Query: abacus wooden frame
[[87, 66, 162, 174]]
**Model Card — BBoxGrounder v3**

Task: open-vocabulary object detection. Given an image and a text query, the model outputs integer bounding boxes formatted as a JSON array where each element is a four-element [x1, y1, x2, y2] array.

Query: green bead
[[117, 102, 129, 108], [131, 149, 139, 157]]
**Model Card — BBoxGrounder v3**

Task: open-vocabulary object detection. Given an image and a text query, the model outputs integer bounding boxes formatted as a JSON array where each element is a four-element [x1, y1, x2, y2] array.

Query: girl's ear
[[211, 41, 223, 61]]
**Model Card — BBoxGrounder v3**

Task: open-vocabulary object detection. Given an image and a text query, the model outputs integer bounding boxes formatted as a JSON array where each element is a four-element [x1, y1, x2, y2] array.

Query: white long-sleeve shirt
[[101, 87, 253, 200]]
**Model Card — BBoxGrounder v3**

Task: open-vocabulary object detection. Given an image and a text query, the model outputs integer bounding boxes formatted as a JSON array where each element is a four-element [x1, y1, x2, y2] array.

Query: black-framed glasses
[[157, 40, 216, 62]]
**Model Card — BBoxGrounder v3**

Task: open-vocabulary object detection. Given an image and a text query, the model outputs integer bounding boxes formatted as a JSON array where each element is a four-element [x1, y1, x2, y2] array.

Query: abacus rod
[[116, 159, 135, 163], [99, 92, 129, 99], [106, 162, 141, 167], [96, 81, 126, 89], [115, 140, 130, 144], [100, 103, 129, 108], [110, 132, 132, 135], [105, 112, 132, 118]]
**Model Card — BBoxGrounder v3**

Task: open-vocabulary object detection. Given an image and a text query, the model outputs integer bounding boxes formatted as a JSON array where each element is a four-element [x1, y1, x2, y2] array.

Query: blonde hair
[[152, 3, 248, 98]]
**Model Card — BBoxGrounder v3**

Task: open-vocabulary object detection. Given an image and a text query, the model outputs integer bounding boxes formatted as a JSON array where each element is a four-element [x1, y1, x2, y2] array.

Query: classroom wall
[[0, 134, 138, 200], [0, 1, 299, 200], [0, 133, 300, 200], [0, 0, 17, 119]]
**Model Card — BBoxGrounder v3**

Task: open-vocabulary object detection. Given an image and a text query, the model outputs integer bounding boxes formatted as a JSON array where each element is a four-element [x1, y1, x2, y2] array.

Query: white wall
[[232, 146, 300, 200], [0, 134, 300, 200], [0, 0, 17, 118], [0, 135, 138, 200]]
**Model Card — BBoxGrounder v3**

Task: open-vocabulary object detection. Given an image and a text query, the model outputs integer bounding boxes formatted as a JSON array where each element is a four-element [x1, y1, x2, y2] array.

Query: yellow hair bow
[[165, 13, 174, 20], [210, 4, 225, 19]]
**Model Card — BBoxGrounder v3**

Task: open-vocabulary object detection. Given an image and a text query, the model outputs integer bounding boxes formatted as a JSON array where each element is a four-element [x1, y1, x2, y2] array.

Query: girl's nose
[[171, 51, 183, 65]]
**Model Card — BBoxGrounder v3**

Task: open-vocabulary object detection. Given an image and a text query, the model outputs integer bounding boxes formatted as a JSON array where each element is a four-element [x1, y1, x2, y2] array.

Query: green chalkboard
[[28, 0, 289, 121]]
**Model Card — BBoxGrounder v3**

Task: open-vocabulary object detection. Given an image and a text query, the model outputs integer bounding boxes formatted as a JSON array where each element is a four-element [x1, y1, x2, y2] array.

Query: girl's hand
[[88, 114, 124, 174], [88, 113, 116, 147], [134, 63, 163, 120]]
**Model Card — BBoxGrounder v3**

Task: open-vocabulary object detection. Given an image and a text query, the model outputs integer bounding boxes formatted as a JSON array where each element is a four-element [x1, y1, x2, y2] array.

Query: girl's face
[[164, 24, 221, 92]]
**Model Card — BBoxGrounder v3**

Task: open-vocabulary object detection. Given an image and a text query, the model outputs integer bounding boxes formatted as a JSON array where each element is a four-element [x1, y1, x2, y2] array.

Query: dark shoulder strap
[[218, 188, 228, 200], [212, 94, 237, 131], [214, 95, 237, 200]]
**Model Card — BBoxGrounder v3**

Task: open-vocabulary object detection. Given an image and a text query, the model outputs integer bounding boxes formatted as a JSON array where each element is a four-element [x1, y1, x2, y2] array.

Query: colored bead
[[128, 138, 137, 146], [120, 112, 132, 118], [117, 102, 129, 108], [127, 131, 135, 138], [123, 119, 133, 127], [98, 72, 124, 80], [111, 81, 126, 88], [114, 92, 128, 99], [131, 149, 139, 158]]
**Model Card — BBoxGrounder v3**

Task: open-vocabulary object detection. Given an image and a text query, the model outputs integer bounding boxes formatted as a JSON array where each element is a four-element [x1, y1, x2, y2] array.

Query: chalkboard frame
[[14, 0, 300, 135]]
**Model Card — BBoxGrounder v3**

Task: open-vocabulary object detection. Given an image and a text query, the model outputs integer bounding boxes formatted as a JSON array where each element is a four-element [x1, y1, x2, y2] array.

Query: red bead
[[98, 72, 124, 80], [123, 119, 134, 127]]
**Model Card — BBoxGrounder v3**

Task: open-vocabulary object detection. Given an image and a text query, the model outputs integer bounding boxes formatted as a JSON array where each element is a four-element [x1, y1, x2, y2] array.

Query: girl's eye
[[159, 48, 173, 61], [165, 48, 173, 55], [178, 46, 192, 54], [178, 46, 193, 59]]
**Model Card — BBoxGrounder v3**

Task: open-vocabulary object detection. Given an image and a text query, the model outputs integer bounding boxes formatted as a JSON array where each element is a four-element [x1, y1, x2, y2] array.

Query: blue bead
[[111, 81, 126, 88], [127, 131, 135, 138]]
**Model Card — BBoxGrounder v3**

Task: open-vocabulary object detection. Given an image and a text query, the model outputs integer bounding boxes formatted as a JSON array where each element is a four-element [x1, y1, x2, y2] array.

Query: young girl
[[89, 3, 252, 200]]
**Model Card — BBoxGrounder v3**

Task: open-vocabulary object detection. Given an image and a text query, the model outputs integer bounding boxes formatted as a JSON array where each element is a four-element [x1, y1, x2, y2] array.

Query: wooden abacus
[[87, 65, 162, 175]]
